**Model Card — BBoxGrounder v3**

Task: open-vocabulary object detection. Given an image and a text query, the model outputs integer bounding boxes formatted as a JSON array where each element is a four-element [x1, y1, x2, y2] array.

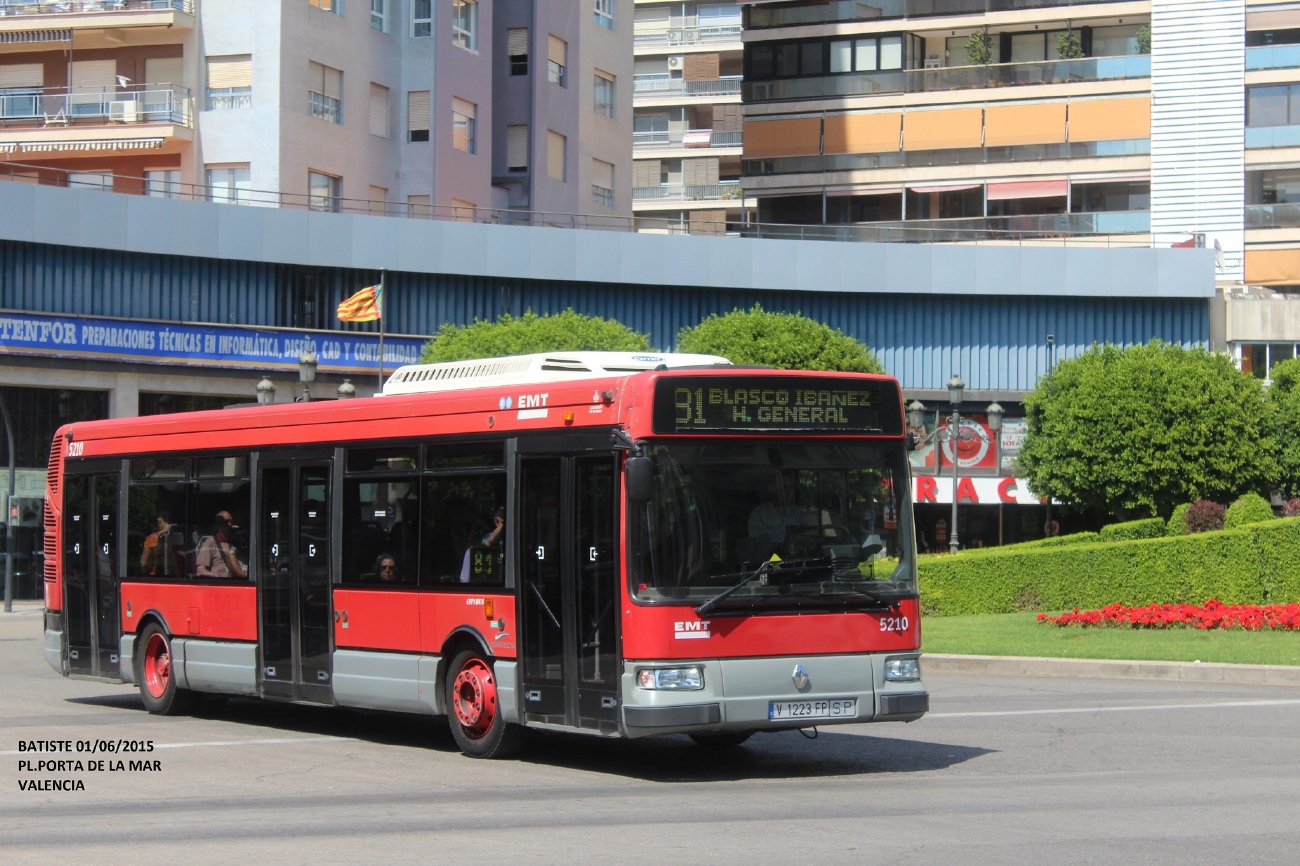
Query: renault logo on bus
[[792, 665, 810, 690]]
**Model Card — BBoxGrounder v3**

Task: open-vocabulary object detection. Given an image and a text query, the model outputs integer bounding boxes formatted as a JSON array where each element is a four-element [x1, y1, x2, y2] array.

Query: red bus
[[42, 352, 927, 757]]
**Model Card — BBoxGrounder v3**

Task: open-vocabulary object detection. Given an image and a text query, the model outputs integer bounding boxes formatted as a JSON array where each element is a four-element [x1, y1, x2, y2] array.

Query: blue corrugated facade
[[0, 239, 1207, 393]]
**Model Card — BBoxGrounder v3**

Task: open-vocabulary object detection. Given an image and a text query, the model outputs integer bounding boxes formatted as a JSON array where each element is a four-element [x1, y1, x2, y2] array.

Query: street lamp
[[946, 374, 964, 554], [255, 377, 276, 405], [298, 350, 318, 402], [337, 379, 356, 400]]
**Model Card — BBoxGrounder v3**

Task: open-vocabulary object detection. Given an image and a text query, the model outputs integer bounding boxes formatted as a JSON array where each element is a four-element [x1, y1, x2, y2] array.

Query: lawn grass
[[922, 612, 1300, 666]]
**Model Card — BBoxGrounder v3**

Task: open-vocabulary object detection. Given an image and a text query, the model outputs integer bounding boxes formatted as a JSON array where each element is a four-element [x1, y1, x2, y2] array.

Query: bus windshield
[[627, 441, 914, 606]]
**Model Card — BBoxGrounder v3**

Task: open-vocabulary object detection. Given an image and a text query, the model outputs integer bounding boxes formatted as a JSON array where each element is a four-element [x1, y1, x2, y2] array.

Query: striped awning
[[0, 143, 15, 153], [0, 29, 73, 44], [19, 137, 164, 152]]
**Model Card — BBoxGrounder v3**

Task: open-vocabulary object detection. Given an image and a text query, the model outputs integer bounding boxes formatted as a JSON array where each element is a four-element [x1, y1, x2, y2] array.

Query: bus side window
[[341, 477, 419, 585], [420, 473, 506, 587]]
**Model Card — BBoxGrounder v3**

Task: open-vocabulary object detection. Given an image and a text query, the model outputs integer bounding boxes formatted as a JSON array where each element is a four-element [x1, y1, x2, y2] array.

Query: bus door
[[518, 448, 620, 732], [257, 458, 334, 704], [61, 464, 121, 679]]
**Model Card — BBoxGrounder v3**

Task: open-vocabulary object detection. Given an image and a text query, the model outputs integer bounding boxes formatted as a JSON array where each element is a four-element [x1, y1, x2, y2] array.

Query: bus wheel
[[136, 624, 194, 716], [445, 650, 522, 759], [689, 732, 753, 749]]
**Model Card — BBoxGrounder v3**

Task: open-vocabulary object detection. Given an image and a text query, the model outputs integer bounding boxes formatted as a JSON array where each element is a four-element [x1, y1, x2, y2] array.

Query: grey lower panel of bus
[[45, 628, 63, 676], [619, 652, 929, 738], [172, 638, 259, 696], [330, 650, 519, 723]]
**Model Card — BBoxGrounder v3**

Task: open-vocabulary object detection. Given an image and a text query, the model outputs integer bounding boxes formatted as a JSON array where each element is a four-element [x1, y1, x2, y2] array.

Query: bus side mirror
[[625, 456, 653, 503]]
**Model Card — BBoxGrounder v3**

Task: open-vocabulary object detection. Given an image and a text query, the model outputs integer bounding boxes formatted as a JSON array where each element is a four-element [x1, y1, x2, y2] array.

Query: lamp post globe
[[255, 377, 276, 405], [907, 400, 926, 432], [298, 350, 318, 402], [337, 379, 356, 400]]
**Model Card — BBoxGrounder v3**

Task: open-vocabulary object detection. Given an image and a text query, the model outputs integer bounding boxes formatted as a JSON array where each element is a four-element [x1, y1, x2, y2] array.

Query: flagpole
[[377, 269, 386, 391]]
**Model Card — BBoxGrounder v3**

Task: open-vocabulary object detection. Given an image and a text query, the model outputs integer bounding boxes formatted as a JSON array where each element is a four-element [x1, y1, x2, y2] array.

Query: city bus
[[41, 352, 927, 758]]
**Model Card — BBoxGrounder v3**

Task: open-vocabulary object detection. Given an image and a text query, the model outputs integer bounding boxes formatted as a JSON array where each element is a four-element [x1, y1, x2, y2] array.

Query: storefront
[[0, 310, 427, 599]]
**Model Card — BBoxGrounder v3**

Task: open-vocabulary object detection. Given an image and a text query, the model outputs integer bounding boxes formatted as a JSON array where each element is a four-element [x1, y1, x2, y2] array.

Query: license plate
[[768, 698, 857, 721]]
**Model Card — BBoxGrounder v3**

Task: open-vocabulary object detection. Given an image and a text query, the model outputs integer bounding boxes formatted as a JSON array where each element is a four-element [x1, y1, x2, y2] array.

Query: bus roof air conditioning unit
[[667, 55, 684, 70]]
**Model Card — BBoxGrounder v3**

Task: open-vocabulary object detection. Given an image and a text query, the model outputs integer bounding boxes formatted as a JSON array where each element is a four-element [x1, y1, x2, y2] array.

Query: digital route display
[[652, 376, 902, 435]]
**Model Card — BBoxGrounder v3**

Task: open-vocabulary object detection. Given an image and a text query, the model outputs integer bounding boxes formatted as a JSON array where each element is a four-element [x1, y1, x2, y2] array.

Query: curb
[[924, 653, 1300, 688]]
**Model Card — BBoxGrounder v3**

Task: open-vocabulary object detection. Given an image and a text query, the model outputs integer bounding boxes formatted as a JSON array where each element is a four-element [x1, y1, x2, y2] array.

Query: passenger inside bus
[[374, 552, 401, 583], [746, 474, 813, 551], [194, 511, 248, 578]]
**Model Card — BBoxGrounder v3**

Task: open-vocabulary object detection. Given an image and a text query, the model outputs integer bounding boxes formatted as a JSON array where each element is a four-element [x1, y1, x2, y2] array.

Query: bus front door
[[61, 469, 121, 680], [518, 453, 620, 733], [258, 461, 334, 704]]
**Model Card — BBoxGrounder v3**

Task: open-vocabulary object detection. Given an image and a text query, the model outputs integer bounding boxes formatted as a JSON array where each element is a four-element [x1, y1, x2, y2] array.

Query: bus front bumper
[[620, 653, 927, 739]]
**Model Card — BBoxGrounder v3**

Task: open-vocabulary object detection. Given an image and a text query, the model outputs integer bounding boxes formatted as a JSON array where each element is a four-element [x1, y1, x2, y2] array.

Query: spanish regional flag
[[337, 284, 382, 322]]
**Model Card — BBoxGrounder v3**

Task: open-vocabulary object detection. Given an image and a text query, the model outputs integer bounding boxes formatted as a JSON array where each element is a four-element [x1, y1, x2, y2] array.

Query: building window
[[752, 35, 904, 79], [206, 55, 252, 110], [1248, 84, 1300, 127], [146, 169, 183, 199], [408, 194, 431, 218], [68, 172, 111, 191], [451, 198, 475, 222], [407, 90, 429, 141], [452, 0, 477, 50], [308, 171, 341, 213], [309, 0, 342, 13], [369, 82, 389, 138], [1071, 181, 1150, 212], [594, 0, 614, 30], [308, 61, 343, 124], [1239, 342, 1297, 379], [548, 35, 567, 87], [368, 185, 388, 215], [547, 129, 566, 181], [371, 0, 385, 31], [594, 70, 615, 118], [508, 27, 529, 75], [592, 158, 614, 207], [207, 165, 252, 205], [452, 97, 476, 153], [412, 0, 431, 37], [507, 124, 528, 171]]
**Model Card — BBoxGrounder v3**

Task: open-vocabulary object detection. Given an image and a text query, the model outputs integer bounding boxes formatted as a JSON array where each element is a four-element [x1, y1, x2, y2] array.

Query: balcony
[[746, 54, 1150, 102], [633, 128, 741, 149], [1247, 203, 1300, 229], [746, 0, 1133, 28], [0, 0, 193, 34], [743, 210, 1150, 243], [633, 182, 744, 203], [633, 75, 742, 98], [1246, 125, 1300, 149], [744, 139, 1150, 176], [1247, 44, 1300, 72], [0, 84, 190, 125], [634, 16, 741, 50]]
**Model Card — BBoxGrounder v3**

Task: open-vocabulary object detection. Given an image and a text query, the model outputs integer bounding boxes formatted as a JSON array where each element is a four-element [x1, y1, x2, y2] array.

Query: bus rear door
[[517, 445, 620, 733], [61, 463, 121, 680], [257, 456, 334, 704]]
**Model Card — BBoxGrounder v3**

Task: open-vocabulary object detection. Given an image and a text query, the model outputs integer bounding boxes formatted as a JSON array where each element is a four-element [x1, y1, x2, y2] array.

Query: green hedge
[[1167, 503, 1191, 536], [1099, 517, 1166, 542], [997, 531, 1101, 552], [1224, 493, 1274, 529], [917, 516, 1300, 616]]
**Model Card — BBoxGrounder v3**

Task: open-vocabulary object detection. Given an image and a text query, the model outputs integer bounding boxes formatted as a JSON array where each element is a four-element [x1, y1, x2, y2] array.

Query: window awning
[[986, 180, 1067, 201], [0, 29, 73, 44], [826, 186, 902, 196], [909, 183, 980, 194], [19, 138, 165, 152]]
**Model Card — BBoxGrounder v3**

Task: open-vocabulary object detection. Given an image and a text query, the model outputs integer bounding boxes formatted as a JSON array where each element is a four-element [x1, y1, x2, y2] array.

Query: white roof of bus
[[381, 352, 733, 396]]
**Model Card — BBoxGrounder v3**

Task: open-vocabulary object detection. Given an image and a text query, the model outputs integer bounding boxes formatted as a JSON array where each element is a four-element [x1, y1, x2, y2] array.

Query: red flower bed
[[1038, 599, 1300, 631]]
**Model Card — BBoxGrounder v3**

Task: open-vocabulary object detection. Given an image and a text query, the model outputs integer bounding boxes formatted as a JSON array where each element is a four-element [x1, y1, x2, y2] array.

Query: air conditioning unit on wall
[[667, 55, 684, 70]]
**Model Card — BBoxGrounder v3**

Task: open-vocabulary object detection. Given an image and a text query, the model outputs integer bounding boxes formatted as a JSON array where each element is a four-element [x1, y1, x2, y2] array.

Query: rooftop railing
[[746, 54, 1150, 102], [0, 84, 192, 128], [746, 0, 1129, 28], [0, 161, 1157, 247], [633, 17, 742, 48], [633, 183, 744, 202], [0, 0, 192, 16], [633, 128, 742, 149]]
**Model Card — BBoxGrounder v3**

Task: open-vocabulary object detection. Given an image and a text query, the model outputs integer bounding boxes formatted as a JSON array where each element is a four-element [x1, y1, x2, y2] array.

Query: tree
[[1056, 30, 1084, 60], [419, 309, 649, 363], [1136, 24, 1151, 55], [1266, 356, 1300, 495], [1017, 341, 1277, 519], [676, 305, 885, 373], [965, 29, 993, 66]]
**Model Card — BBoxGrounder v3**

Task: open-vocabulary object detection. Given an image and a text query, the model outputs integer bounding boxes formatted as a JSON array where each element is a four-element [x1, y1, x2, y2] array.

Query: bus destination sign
[[652, 376, 902, 435]]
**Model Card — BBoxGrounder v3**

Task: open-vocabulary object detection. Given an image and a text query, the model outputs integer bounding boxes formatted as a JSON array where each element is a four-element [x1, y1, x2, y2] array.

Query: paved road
[[3, 605, 1299, 865]]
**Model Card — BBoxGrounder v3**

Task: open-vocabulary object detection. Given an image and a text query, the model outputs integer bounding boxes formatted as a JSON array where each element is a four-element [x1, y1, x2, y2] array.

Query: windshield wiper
[[694, 560, 776, 618]]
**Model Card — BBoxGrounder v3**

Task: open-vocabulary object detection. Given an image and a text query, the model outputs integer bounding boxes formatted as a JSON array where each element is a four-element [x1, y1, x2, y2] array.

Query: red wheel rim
[[452, 659, 497, 740], [143, 633, 170, 699]]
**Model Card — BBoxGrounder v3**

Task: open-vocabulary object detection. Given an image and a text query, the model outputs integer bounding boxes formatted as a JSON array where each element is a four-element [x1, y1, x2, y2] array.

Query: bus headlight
[[884, 657, 921, 682], [636, 666, 704, 690]]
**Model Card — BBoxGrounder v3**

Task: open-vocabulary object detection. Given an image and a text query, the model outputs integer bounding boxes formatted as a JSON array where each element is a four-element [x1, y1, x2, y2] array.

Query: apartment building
[[632, 0, 751, 232], [738, 0, 1300, 376], [0, 0, 631, 219]]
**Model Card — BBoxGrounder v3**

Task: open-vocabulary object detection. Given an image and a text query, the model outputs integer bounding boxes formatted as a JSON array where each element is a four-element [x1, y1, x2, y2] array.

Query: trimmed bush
[[1224, 492, 1275, 529], [1186, 500, 1226, 534], [1167, 503, 1192, 537], [1099, 517, 1166, 543], [1005, 532, 1101, 550], [917, 517, 1300, 616]]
